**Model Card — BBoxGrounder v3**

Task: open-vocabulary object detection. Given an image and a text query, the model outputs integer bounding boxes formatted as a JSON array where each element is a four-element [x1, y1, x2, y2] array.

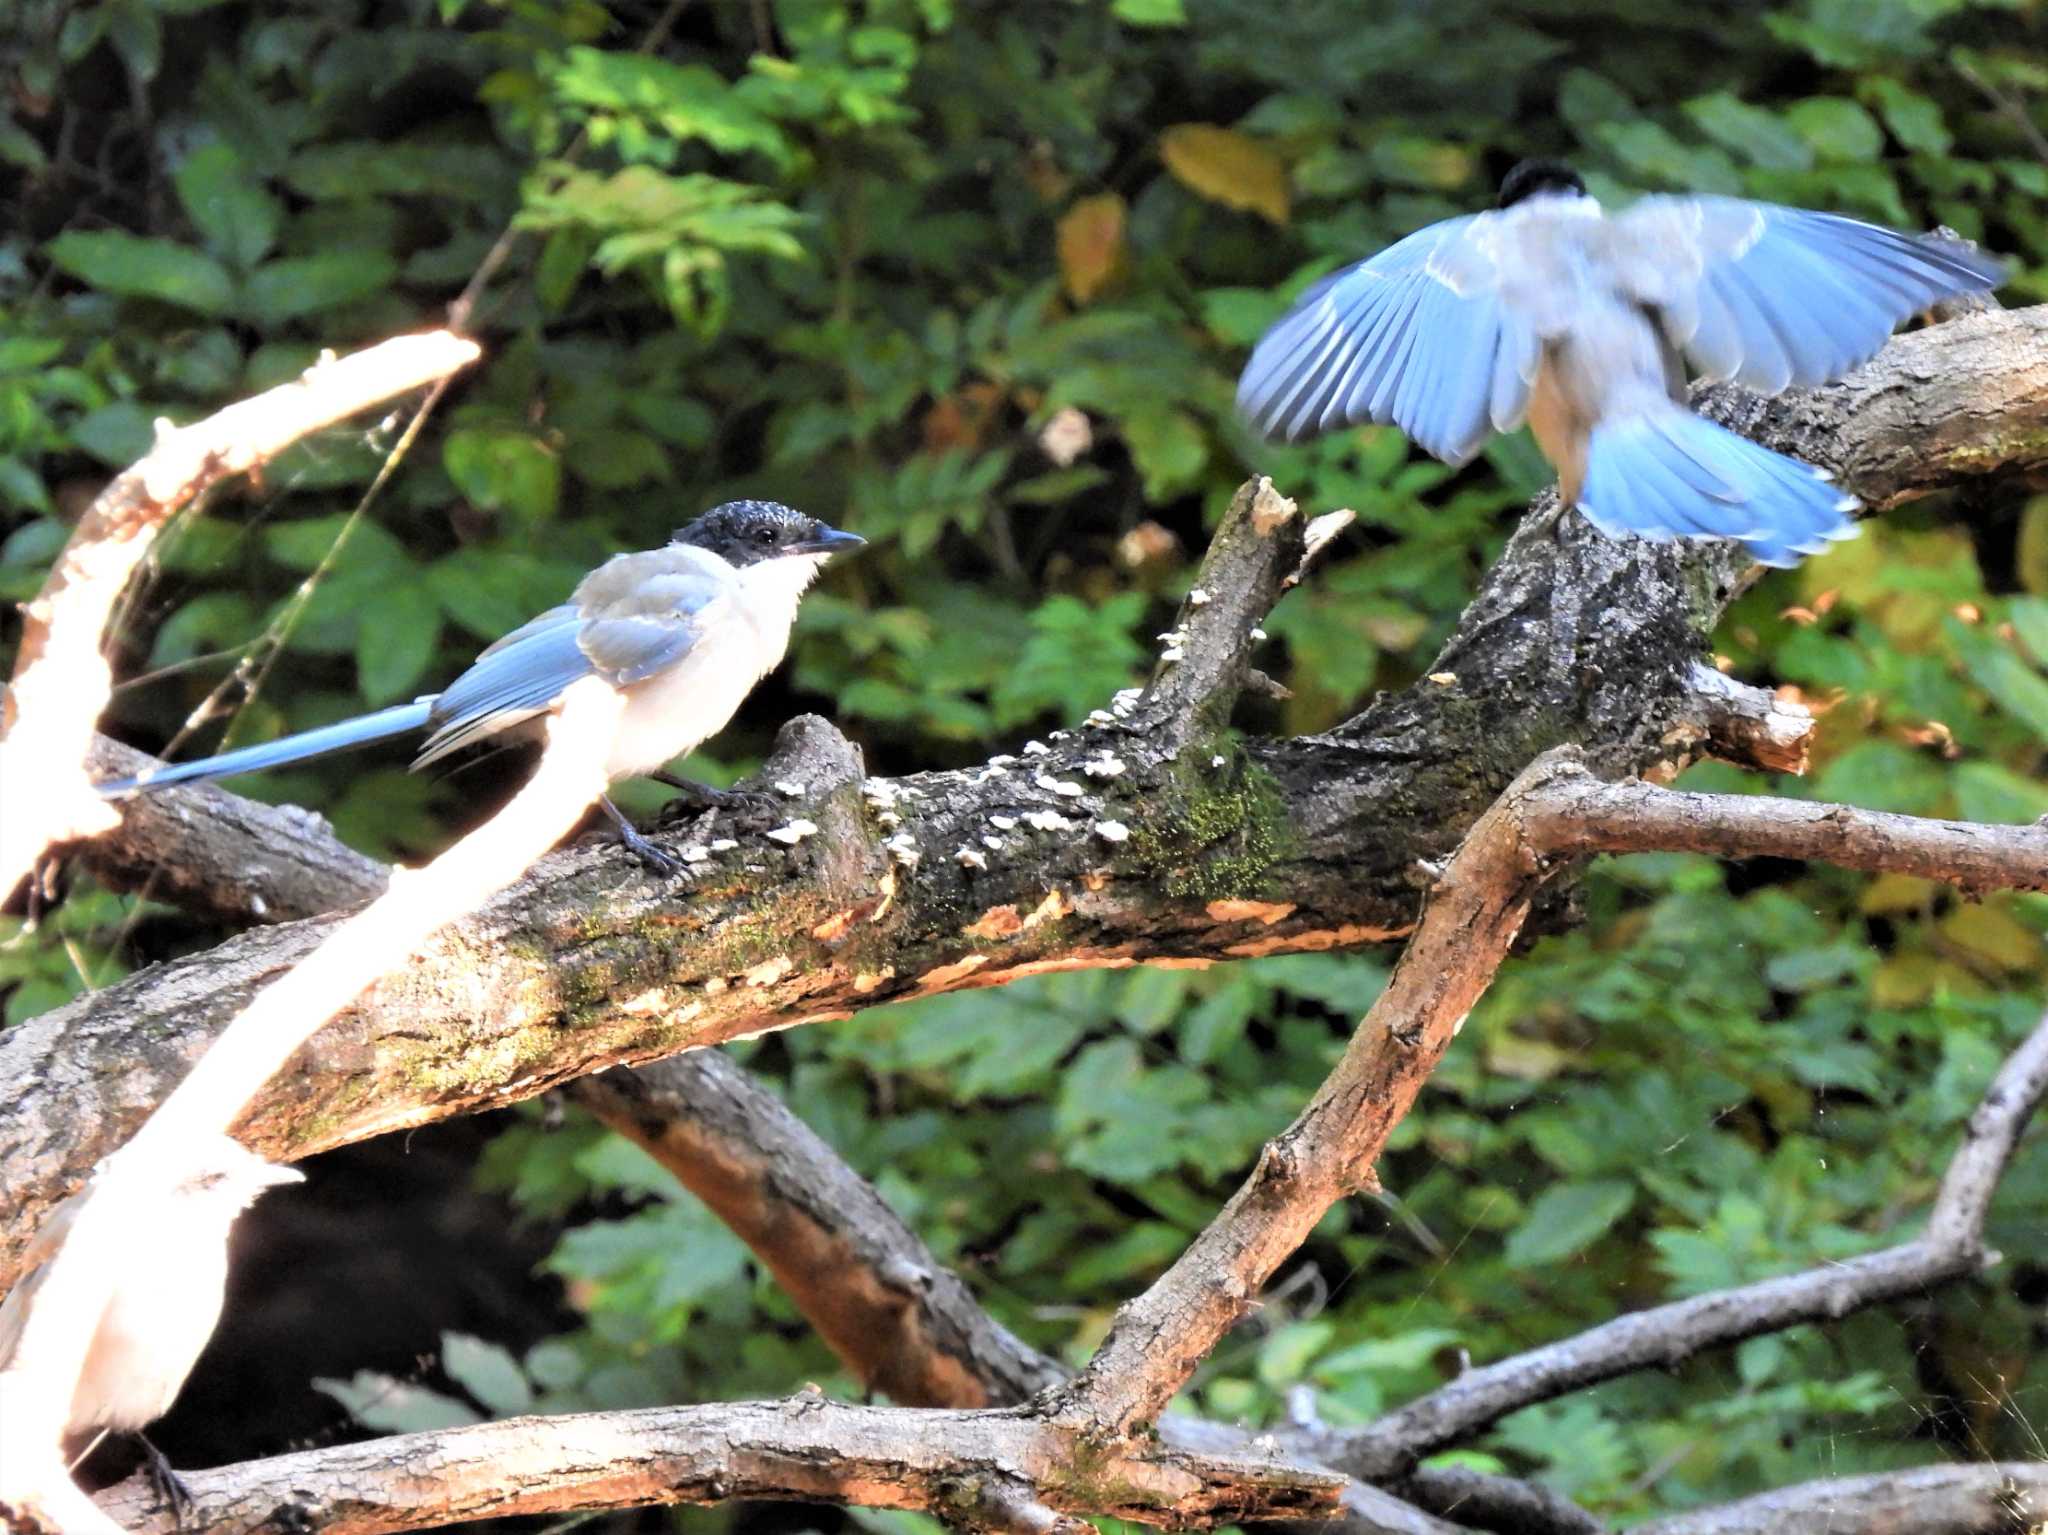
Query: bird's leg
[[598, 795, 688, 879], [646, 771, 783, 820], [134, 1432, 195, 1530]]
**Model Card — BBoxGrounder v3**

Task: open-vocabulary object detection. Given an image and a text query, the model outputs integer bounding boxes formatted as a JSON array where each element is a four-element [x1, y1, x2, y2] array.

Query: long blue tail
[[1578, 409, 1860, 567], [99, 701, 434, 797]]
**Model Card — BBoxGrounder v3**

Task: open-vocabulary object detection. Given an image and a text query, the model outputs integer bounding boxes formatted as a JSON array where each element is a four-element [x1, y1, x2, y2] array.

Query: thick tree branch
[[90, 1397, 1347, 1535], [78, 734, 390, 922], [0, 331, 481, 899], [1630, 1461, 2047, 1535], [7, 307, 2044, 1296], [571, 1052, 1068, 1409], [1325, 1005, 2048, 1482], [51, 741, 2042, 1535]]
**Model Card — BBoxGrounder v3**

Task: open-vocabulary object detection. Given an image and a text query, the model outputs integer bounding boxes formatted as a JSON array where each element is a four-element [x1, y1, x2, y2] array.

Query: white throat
[[736, 552, 829, 635]]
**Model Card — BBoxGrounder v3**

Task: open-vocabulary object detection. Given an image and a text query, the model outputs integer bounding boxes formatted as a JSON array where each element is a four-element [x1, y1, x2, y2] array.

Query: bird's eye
[[754, 526, 778, 545]]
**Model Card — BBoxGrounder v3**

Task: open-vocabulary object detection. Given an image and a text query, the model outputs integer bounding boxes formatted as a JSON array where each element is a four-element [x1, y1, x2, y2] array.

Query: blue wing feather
[[1619, 198, 2006, 392], [1238, 215, 1528, 463]]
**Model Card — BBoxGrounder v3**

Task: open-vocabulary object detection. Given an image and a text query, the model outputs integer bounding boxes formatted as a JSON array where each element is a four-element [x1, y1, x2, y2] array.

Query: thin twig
[[1327, 1006, 2048, 1481], [0, 332, 481, 900]]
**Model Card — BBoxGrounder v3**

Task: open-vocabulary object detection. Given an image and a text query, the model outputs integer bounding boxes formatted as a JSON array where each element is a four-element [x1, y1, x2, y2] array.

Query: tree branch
[[1324, 1005, 2048, 1481], [90, 1397, 1348, 1535], [78, 734, 390, 923], [1393, 1466, 1607, 1535], [571, 1052, 1068, 1410], [1630, 1461, 2047, 1535], [1522, 765, 2048, 894], [1054, 749, 1578, 1439], [0, 330, 481, 899]]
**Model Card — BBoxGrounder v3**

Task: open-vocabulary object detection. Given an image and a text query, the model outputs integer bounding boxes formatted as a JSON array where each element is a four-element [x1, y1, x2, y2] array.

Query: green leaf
[[355, 582, 441, 706], [1812, 740, 1946, 814], [2010, 597, 2048, 666], [263, 515, 408, 573], [552, 50, 792, 166], [1683, 93, 1813, 171], [46, 231, 234, 314], [565, 428, 670, 490], [1113, 0, 1186, 25], [1504, 1179, 1635, 1267], [1953, 762, 2048, 824], [313, 1372, 481, 1433], [429, 549, 584, 641], [0, 458, 52, 514], [149, 592, 257, 668], [241, 250, 398, 323], [1952, 620, 2048, 742], [70, 403, 156, 467], [173, 143, 281, 268], [105, 1, 163, 81], [1861, 78, 1951, 155], [440, 1333, 533, 1417], [443, 429, 563, 530], [1786, 97, 1884, 162]]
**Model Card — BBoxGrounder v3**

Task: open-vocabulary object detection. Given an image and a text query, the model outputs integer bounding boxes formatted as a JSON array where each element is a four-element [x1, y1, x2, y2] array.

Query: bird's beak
[[792, 524, 867, 556]]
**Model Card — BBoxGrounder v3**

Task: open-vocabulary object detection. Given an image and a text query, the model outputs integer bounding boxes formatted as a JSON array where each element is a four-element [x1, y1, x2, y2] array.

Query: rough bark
[[1629, 1461, 2047, 1535], [6, 305, 2046, 1294], [1523, 769, 2048, 893], [78, 735, 390, 924], [88, 1398, 1347, 1535]]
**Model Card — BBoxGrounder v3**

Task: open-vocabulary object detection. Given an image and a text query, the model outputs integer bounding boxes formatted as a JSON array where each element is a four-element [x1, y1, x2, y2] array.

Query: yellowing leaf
[[1056, 193, 1127, 303], [1941, 902, 2044, 974], [1484, 1033, 1575, 1082], [1858, 872, 1937, 915], [1160, 124, 1290, 225], [2019, 494, 2048, 596]]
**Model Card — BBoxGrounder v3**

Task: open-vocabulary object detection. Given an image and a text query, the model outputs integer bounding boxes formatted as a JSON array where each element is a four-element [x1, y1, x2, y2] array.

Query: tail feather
[[99, 701, 434, 797], [1578, 410, 1858, 567]]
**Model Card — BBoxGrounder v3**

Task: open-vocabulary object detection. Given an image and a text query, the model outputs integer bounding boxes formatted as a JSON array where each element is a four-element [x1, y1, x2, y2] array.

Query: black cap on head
[[672, 500, 865, 567], [1499, 158, 1586, 208]]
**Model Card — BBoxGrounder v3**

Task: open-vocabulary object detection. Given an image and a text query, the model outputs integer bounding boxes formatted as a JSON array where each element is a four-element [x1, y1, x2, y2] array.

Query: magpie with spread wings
[[1238, 160, 2006, 566]]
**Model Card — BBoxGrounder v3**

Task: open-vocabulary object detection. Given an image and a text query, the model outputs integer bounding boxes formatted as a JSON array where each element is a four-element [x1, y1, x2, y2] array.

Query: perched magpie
[[102, 500, 864, 874], [1237, 158, 2007, 565]]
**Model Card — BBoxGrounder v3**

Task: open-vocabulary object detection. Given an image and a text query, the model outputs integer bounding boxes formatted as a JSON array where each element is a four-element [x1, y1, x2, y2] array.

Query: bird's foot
[[647, 773, 784, 824], [136, 1433, 196, 1531], [598, 796, 694, 882]]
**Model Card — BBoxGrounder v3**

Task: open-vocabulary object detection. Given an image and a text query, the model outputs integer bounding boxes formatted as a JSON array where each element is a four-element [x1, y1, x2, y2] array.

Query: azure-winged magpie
[[101, 500, 864, 874], [1237, 159, 2006, 566]]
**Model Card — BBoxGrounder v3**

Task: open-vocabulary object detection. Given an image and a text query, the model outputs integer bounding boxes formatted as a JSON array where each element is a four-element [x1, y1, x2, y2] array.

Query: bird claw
[[137, 1434, 196, 1531], [616, 825, 695, 882]]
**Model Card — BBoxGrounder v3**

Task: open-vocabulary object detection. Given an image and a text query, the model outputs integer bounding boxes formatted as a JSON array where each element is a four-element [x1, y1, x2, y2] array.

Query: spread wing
[[1235, 212, 1543, 464], [416, 546, 734, 769], [1607, 196, 2006, 394]]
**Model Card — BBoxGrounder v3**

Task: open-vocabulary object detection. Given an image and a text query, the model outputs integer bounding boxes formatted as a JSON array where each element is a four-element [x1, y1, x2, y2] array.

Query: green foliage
[[4, 0, 2046, 1521]]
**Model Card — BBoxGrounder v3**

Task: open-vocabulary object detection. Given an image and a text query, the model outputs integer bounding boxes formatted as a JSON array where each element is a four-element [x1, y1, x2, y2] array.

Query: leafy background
[[2, 0, 2046, 1526]]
